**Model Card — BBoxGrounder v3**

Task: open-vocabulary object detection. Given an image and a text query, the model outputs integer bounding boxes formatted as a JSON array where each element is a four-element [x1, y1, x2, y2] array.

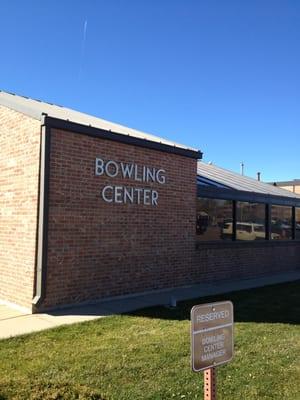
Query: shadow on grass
[[129, 280, 300, 325], [45, 280, 300, 327]]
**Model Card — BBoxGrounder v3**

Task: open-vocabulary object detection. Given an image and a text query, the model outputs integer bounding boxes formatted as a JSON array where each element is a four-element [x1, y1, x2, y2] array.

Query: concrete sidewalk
[[1, 270, 300, 340]]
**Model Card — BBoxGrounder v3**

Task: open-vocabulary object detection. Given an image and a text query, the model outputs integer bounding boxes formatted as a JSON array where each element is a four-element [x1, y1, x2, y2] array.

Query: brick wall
[[0, 106, 40, 310], [193, 241, 300, 283], [43, 128, 197, 308], [1, 110, 299, 312]]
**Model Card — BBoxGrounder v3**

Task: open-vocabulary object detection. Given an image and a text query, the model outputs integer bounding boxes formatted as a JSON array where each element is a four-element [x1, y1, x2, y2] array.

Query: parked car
[[253, 224, 280, 240], [222, 222, 280, 240], [271, 220, 292, 239]]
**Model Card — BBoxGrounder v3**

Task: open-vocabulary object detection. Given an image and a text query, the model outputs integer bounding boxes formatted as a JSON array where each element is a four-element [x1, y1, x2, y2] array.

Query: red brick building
[[1, 91, 300, 313]]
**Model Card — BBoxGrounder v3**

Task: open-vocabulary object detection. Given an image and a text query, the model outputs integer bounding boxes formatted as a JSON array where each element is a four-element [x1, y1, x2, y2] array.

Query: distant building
[[271, 180, 300, 195]]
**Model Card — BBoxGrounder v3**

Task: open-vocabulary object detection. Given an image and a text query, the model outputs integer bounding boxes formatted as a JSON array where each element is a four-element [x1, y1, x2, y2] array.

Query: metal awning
[[197, 162, 300, 207]]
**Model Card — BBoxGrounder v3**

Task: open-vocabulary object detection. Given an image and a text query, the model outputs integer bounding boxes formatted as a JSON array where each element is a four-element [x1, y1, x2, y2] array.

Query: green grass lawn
[[0, 280, 300, 400]]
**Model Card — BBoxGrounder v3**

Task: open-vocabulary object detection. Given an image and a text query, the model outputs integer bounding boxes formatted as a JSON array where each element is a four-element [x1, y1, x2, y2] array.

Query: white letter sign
[[95, 157, 166, 206]]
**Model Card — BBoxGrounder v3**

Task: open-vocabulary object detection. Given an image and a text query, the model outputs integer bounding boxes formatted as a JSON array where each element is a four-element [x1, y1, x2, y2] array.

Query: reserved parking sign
[[191, 301, 234, 372]]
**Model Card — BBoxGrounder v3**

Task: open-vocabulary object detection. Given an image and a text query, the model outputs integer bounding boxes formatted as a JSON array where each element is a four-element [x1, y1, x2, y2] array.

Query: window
[[236, 202, 266, 241], [196, 197, 297, 243], [296, 208, 300, 240], [196, 198, 233, 241], [271, 205, 292, 240]]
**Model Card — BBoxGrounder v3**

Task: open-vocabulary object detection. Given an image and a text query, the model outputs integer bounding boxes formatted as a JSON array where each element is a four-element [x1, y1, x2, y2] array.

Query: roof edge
[[270, 180, 300, 186], [0, 92, 42, 120], [197, 161, 300, 200], [0, 90, 200, 155], [197, 185, 300, 207], [44, 115, 203, 160]]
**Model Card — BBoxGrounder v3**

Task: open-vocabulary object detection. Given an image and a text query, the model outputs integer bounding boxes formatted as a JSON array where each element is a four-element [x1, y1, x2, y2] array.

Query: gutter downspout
[[32, 114, 51, 312]]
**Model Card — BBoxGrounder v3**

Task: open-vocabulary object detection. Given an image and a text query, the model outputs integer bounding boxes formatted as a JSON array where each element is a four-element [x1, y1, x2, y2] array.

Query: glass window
[[236, 202, 266, 241], [296, 208, 300, 240], [271, 205, 292, 240], [196, 198, 233, 241]]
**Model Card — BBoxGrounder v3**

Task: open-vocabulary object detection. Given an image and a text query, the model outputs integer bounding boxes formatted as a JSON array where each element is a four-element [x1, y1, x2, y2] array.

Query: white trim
[[0, 298, 32, 314], [193, 322, 233, 335]]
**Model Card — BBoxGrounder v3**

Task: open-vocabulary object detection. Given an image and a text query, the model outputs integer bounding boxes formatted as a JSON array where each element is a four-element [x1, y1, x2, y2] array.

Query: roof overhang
[[197, 185, 300, 207], [44, 115, 203, 159], [0, 90, 202, 159]]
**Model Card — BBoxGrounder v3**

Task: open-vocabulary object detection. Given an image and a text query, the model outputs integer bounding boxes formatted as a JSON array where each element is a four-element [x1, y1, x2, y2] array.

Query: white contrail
[[83, 20, 88, 45], [78, 19, 88, 81]]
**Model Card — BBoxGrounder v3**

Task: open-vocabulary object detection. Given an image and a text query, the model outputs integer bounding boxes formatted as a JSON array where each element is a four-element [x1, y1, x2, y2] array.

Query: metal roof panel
[[0, 90, 198, 153], [197, 162, 300, 200]]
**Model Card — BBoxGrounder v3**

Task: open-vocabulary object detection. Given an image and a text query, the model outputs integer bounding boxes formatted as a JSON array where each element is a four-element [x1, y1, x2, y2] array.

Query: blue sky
[[1, 0, 299, 181]]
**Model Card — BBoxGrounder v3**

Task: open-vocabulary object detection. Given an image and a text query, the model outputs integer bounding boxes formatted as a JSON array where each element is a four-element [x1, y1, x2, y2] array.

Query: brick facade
[[43, 128, 197, 308], [194, 241, 300, 283], [0, 106, 40, 310], [0, 106, 299, 312]]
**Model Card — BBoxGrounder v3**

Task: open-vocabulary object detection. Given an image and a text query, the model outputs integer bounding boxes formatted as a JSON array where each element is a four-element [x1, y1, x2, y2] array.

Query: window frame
[[196, 190, 300, 244], [196, 197, 234, 242], [270, 204, 293, 241], [236, 200, 267, 242]]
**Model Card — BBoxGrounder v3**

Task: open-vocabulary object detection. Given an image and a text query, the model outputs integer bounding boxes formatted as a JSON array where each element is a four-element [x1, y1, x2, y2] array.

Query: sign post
[[204, 367, 217, 400], [191, 301, 234, 400]]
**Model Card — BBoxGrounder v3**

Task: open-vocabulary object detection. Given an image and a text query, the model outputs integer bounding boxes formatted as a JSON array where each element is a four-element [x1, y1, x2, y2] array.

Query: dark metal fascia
[[266, 204, 271, 240], [44, 116, 202, 160], [292, 207, 296, 240], [32, 117, 51, 312], [197, 186, 300, 207], [232, 200, 237, 241], [196, 239, 300, 249]]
